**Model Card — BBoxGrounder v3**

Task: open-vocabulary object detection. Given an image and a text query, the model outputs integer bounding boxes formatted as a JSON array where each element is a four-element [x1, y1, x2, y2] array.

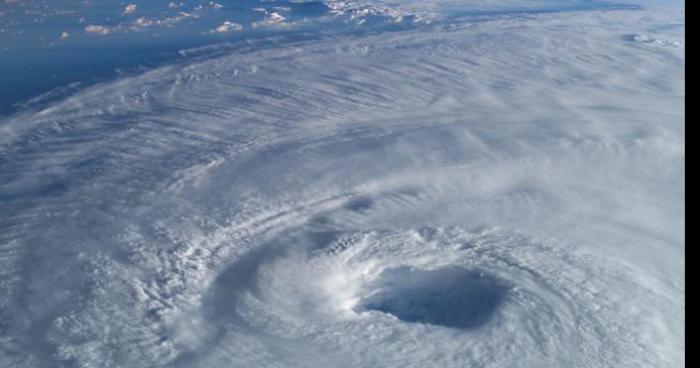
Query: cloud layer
[[0, 3, 684, 367]]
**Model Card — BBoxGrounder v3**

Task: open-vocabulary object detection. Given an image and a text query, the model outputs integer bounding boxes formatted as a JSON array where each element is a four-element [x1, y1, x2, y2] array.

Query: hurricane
[[0, 1, 684, 367]]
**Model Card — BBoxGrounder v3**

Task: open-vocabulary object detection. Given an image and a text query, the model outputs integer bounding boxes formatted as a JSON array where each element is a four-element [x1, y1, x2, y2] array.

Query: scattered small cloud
[[123, 4, 137, 15], [156, 11, 195, 27], [268, 12, 286, 23], [132, 17, 153, 28], [210, 21, 243, 34], [252, 12, 289, 28], [60, 31, 70, 39], [194, 1, 223, 11], [85, 24, 110, 35]]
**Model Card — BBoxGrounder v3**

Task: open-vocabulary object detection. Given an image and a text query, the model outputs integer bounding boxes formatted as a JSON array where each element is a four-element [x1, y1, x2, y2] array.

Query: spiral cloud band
[[0, 2, 684, 367]]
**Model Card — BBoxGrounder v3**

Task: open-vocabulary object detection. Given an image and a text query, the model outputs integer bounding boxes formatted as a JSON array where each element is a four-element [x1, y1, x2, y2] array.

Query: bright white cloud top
[[0, 1, 684, 367]]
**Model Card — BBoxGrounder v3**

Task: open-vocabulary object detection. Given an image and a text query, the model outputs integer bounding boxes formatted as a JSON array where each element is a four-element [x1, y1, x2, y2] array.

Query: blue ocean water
[[0, 0, 642, 117], [0, 1, 331, 115]]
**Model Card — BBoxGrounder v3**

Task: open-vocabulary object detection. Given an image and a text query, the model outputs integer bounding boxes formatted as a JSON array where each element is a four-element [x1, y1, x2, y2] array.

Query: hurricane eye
[[356, 266, 509, 329]]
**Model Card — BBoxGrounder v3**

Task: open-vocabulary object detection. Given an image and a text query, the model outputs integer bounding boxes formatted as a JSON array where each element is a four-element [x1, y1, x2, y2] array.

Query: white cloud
[[252, 12, 289, 28], [132, 17, 153, 28], [123, 4, 137, 15], [0, 4, 685, 368], [84, 24, 110, 35], [211, 21, 243, 33]]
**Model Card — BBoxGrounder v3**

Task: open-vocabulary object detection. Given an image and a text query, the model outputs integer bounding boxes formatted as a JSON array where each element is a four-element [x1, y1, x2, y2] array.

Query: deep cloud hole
[[357, 266, 509, 329]]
